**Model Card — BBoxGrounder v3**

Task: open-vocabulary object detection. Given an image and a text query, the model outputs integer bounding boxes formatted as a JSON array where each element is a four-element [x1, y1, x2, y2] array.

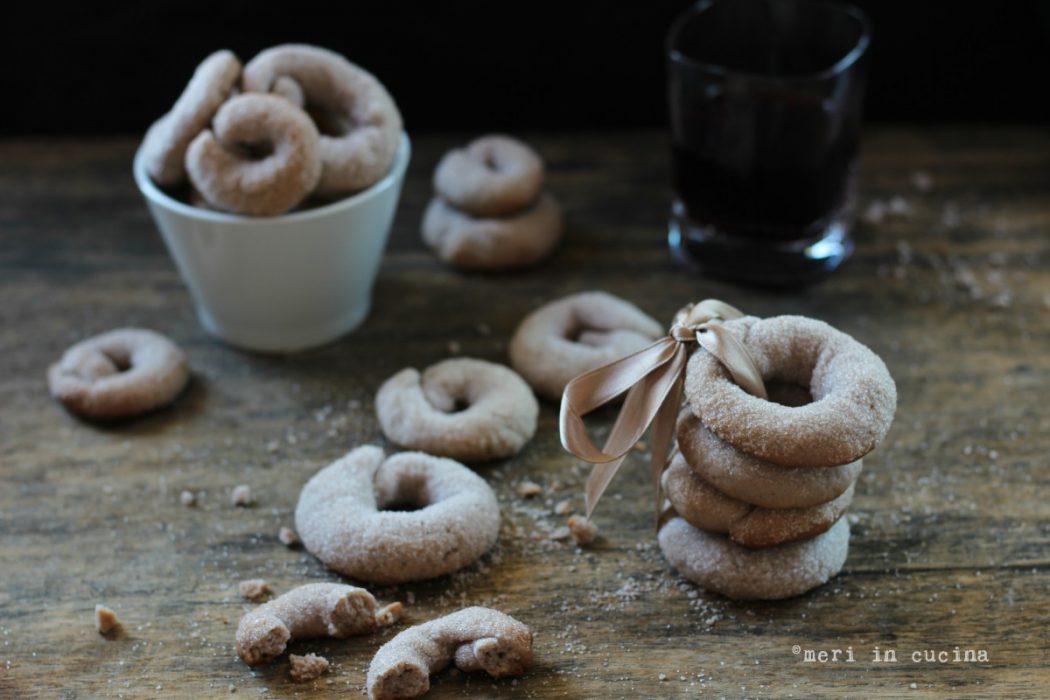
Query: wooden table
[[1, 128, 1048, 699]]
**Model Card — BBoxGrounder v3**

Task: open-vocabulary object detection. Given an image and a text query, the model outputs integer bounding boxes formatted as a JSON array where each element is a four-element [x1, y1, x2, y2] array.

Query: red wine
[[666, 0, 869, 285]]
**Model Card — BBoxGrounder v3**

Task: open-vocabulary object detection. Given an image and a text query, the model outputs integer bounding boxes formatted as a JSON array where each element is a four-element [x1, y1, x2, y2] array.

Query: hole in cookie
[[380, 500, 426, 512], [234, 141, 275, 160], [305, 103, 353, 137], [102, 351, 132, 372], [764, 380, 813, 407], [449, 399, 472, 413], [483, 153, 501, 171], [564, 322, 603, 346]]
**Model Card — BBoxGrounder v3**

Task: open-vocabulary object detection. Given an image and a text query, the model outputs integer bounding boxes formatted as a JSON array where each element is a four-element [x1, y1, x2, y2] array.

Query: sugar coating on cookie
[[141, 49, 241, 186], [658, 516, 850, 600], [236, 582, 378, 667], [186, 93, 322, 216], [662, 453, 854, 548], [242, 44, 402, 197], [509, 291, 664, 400], [295, 446, 501, 584], [661, 452, 752, 533], [677, 413, 862, 509], [366, 607, 533, 700], [375, 358, 538, 462], [47, 328, 189, 420], [685, 315, 897, 467], [433, 135, 544, 217], [422, 193, 563, 270]]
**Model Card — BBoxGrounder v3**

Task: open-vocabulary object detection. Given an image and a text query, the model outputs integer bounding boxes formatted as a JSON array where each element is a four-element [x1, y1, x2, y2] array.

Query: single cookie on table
[[141, 49, 241, 186], [422, 193, 563, 271], [433, 135, 544, 217], [375, 358, 538, 462], [295, 446, 501, 584], [685, 315, 897, 468], [242, 43, 403, 197], [235, 582, 379, 667], [367, 606, 533, 700], [658, 515, 850, 600], [186, 93, 322, 216], [47, 328, 189, 420], [509, 291, 663, 400], [676, 413, 862, 509], [662, 452, 855, 548]]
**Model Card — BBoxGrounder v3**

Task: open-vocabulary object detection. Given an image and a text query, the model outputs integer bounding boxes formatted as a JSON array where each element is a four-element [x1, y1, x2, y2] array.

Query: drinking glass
[[667, 0, 871, 286]]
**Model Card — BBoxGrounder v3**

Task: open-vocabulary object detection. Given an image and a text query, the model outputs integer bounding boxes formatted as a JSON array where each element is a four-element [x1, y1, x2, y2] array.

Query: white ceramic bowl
[[133, 134, 410, 353]]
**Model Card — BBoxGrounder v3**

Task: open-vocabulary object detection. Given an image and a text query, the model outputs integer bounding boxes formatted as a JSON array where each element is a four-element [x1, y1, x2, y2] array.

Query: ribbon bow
[[559, 299, 768, 519]]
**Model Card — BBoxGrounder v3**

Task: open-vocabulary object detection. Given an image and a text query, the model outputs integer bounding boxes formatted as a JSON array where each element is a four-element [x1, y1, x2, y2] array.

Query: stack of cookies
[[422, 135, 563, 270], [657, 315, 897, 600]]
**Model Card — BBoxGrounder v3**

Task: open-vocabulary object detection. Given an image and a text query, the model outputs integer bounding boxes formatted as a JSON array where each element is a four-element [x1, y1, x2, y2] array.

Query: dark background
[[2, 0, 1049, 135]]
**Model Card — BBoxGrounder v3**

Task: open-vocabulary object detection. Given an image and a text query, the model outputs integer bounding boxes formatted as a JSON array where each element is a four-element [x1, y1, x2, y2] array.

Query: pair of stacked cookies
[[423, 135, 563, 270], [658, 315, 897, 600]]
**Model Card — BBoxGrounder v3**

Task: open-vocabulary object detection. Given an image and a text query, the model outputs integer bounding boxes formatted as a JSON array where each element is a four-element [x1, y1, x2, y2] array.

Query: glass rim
[[667, 0, 872, 83]]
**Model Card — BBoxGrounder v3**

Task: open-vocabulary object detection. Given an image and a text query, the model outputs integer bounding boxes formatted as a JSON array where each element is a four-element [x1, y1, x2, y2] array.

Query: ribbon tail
[[560, 338, 679, 465], [583, 452, 629, 520], [649, 366, 684, 526], [583, 348, 688, 518]]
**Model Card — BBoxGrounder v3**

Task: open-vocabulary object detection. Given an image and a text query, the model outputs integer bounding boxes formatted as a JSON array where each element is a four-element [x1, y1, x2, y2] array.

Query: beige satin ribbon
[[559, 299, 768, 519]]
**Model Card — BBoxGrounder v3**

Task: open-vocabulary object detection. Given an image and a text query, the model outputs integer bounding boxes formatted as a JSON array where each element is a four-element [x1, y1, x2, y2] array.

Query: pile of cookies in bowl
[[140, 44, 403, 216]]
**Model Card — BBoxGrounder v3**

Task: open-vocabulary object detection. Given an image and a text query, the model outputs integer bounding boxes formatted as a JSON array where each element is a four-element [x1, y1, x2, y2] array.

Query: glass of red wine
[[667, 0, 871, 286]]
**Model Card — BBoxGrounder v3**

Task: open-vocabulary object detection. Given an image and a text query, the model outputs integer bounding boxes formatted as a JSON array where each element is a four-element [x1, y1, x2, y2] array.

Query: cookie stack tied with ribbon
[[422, 135, 563, 270], [559, 301, 897, 600]]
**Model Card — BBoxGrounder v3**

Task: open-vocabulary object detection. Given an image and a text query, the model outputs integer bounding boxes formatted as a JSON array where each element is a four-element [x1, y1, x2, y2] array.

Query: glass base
[[668, 200, 854, 287]]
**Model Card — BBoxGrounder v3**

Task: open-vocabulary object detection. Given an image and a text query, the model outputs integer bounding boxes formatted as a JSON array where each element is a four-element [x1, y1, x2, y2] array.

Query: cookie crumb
[[289, 653, 329, 683], [179, 489, 197, 507], [553, 499, 573, 516], [516, 481, 542, 498], [888, 196, 912, 217], [567, 515, 598, 545], [911, 170, 933, 192], [549, 526, 571, 541], [95, 604, 119, 634], [376, 601, 405, 627], [278, 526, 299, 547], [238, 579, 271, 602], [230, 484, 253, 507]]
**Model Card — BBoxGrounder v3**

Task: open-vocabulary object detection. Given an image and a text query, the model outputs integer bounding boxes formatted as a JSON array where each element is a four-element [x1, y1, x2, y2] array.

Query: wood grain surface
[[1, 128, 1048, 699]]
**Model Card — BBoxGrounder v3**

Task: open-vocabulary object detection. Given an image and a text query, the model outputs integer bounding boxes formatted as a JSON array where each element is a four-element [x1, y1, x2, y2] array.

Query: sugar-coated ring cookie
[[236, 583, 378, 667], [375, 358, 538, 462], [47, 328, 189, 420], [509, 291, 664, 401], [677, 413, 862, 508], [141, 50, 241, 186], [685, 316, 897, 467], [242, 44, 402, 197], [295, 446, 501, 584], [433, 135, 544, 217], [661, 452, 751, 532], [185, 93, 321, 216], [658, 516, 850, 600], [422, 194, 563, 271], [367, 607, 533, 700], [662, 452, 854, 548]]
